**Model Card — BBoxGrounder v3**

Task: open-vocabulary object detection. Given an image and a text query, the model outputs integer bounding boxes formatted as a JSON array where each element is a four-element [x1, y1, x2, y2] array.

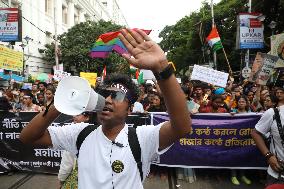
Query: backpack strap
[[273, 108, 284, 146], [128, 127, 143, 181], [76, 125, 99, 157]]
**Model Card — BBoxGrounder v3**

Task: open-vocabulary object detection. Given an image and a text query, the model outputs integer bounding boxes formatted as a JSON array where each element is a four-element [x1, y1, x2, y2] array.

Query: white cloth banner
[[190, 65, 229, 87]]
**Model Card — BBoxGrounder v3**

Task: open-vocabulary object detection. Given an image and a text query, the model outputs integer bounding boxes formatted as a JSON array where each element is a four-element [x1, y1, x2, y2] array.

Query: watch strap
[[154, 62, 175, 80]]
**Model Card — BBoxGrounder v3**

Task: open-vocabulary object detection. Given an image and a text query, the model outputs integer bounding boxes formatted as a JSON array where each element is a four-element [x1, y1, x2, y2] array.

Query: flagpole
[[211, 0, 233, 77], [211, 0, 217, 69], [222, 48, 233, 76]]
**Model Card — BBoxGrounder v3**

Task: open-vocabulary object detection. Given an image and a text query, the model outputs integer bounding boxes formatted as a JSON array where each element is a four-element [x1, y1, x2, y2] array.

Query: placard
[[249, 52, 278, 85], [0, 45, 23, 71], [271, 33, 284, 68], [190, 65, 229, 87], [80, 72, 97, 86]]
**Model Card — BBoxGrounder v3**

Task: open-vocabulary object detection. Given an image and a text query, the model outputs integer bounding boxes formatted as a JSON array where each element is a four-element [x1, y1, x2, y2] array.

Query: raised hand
[[118, 28, 168, 73]]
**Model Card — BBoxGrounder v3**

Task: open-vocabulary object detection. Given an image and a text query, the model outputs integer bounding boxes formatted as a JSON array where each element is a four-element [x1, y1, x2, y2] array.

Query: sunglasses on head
[[99, 89, 127, 102]]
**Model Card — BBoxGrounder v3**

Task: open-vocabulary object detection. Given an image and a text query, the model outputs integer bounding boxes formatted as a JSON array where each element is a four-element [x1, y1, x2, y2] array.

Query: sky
[[118, 0, 221, 42]]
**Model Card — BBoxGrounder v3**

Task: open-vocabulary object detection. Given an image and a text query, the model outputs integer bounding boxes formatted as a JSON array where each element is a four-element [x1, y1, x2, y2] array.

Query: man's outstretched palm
[[118, 29, 168, 73]]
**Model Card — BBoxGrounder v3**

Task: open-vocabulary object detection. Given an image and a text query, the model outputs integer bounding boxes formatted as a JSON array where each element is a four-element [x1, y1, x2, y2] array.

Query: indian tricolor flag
[[206, 26, 223, 52], [102, 65, 107, 82], [130, 64, 138, 73]]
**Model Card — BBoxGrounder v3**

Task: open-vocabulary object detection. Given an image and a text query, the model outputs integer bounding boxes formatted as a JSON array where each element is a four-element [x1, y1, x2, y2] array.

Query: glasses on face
[[99, 89, 127, 102]]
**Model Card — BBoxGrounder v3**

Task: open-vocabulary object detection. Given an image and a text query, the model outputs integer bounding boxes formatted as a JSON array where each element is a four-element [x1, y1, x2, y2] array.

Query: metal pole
[[54, 3, 59, 70], [246, 0, 252, 69], [22, 46, 25, 77], [248, 0, 252, 13], [211, 0, 217, 69]]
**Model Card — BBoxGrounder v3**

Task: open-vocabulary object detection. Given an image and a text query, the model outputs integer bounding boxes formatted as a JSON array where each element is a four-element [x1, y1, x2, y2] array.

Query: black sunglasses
[[99, 89, 127, 102]]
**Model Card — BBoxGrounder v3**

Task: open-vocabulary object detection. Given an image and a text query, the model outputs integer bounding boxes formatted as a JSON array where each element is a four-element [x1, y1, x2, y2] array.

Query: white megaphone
[[54, 76, 105, 115]]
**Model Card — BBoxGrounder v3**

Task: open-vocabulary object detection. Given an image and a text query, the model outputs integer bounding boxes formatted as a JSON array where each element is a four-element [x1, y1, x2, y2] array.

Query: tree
[[159, 0, 284, 79], [40, 20, 130, 75]]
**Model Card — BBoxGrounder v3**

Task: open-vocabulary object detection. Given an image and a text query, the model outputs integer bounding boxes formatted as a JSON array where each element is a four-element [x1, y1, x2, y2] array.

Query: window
[[45, 0, 52, 15], [85, 14, 90, 21], [62, 5, 67, 24], [74, 8, 79, 24]]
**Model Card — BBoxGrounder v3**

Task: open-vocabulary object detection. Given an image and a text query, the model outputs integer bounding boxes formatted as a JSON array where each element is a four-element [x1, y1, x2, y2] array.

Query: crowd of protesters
[[0, 81, 57, 113], [0, 76, 277, 115]]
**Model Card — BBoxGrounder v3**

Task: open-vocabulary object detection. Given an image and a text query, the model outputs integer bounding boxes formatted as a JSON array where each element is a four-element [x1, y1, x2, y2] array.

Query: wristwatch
[[154, 62, 175, 81]]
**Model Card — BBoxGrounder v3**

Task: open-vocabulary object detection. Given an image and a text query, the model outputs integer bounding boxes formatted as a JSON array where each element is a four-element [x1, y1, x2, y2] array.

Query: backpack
[[75, 125, 143, 181]]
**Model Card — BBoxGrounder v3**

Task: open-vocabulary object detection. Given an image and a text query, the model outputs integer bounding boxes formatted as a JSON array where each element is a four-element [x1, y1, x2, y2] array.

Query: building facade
[[0, 0, 127, 76]]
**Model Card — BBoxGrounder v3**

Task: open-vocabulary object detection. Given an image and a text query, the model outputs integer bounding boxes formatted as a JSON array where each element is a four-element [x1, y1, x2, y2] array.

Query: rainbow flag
[[90, 29, 151, 58]]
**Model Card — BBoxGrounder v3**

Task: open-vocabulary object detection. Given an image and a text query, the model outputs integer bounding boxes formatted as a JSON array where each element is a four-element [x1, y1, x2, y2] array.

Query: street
[[0, 169, 264, 189]]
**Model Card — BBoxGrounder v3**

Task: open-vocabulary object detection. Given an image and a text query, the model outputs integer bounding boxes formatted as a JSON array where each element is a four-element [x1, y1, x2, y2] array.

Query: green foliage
[[39, 20, 129, 76], [27, 74, 35, 83], [159, 0, 284, 79]]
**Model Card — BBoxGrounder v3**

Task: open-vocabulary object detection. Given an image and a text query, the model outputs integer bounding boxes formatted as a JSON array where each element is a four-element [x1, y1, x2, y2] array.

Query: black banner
[[0, 112, 150, 174]]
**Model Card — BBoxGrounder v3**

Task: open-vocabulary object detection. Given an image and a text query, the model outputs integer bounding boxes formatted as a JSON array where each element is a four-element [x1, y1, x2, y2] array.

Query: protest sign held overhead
[[249, 52, 278, 85], [190, 65, 229, 87]]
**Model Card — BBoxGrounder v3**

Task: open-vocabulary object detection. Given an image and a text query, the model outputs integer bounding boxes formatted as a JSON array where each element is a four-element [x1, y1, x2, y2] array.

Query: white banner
[[190, 65, 229, 87]]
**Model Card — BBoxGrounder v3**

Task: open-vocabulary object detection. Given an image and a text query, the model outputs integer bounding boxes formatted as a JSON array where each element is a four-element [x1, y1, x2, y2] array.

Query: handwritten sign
[[190, 65, 229, 87], [53, 70, 71, 81]]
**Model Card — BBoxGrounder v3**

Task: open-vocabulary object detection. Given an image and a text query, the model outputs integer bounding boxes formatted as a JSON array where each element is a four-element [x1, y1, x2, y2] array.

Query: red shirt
[[199, 105, 228, 113]]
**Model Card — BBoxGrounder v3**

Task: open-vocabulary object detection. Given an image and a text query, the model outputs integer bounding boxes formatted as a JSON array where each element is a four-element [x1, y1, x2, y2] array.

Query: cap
[[214, 88, 225, 95]]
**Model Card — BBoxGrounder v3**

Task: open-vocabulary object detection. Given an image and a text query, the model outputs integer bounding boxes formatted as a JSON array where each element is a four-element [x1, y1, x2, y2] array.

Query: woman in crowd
[[230, 95, 252, 185], [231, 95, 251, 113], [199, 94, 228, 113], [146, 93, 166, 112], [263, 94, 278, 110], [45, 87, 55, 107], [146, 93, 168, 179], [175, 86, 196, 183]]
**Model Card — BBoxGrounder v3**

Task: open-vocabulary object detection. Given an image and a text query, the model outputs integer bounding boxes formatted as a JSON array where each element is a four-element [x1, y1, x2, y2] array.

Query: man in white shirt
[[20, 29, 191, 189], [251, 83, 284, 187]]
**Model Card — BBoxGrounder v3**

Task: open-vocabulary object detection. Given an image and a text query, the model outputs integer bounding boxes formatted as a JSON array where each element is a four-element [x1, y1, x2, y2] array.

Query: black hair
[[38, 82, 47, 87], [24, 90, 34, 99], [37, 92, 45, 98], [0, 97, 12, 111], [267, 94, 278, 105], [46, 86, 56, 94], [211, 94, 223, 102], [103, 73, 139, 105], [236, 95, 249, 111], [181, 76, 189, 84], [181, 86, 189, 94]]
